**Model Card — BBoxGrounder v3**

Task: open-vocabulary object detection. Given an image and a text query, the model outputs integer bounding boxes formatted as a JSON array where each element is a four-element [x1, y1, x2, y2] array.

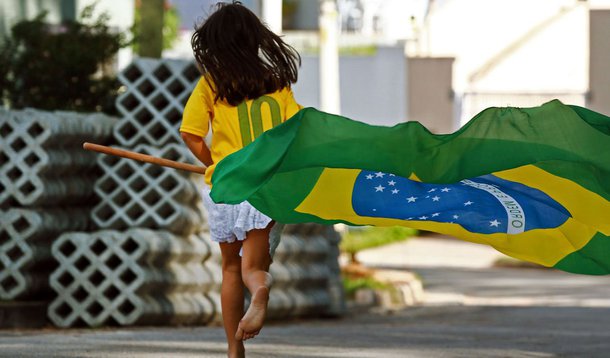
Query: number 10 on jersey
[[237, 96, 282, 146]]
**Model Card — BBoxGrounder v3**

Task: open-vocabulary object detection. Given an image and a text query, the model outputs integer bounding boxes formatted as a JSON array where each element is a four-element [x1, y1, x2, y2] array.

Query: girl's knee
[[221, 258, 242, 276], [222, 257, 242, 274], [240, 265, 251, 279], [240, 261, 269, 279], [241, 248, 270, 271]]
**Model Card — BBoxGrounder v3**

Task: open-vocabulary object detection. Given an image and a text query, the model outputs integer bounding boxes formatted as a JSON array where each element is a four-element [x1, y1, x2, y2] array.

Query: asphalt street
[[1, 236, 609, 358]]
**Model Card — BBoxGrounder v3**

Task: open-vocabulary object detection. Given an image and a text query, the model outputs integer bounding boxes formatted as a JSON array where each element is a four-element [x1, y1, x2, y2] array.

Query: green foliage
[[299, 45, 379, 56], [342, 276, 391, 298], [339, 45, 378, 56], [161, 5, 180, 50], [282, 0, 298, 29], [0, 41, 12, 101], [340, 226, 417, 255], [131, 1, 180, 54], [0, 4, 129, 113]]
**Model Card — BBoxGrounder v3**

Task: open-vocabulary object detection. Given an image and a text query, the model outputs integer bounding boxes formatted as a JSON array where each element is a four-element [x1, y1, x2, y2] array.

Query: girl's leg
[[235, 223, 273, 341], [219, 241, 246, 358]]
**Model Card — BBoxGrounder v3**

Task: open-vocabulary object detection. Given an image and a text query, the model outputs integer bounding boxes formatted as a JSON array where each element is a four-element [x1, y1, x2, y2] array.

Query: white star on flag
[[375, 185, 385, 192], [366, 174, 374, 180], [453, 215, 459, 219], [441, 187, 451, 192], [464, 201, 473, 206], [375, 172, 385, 178], [432, 196, 440, 201], [432, 213, 440, 217], [388, 180, 396, 186], [391, 189, 399, 194], [428, 188, 437, 193], [489, 219, 500, 227], [406, 196, 417, 203], [419, 216, 428, 220]]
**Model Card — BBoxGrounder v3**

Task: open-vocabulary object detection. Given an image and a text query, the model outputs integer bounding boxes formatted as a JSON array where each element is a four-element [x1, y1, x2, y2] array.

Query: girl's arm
[[180, 131, 213, 167]]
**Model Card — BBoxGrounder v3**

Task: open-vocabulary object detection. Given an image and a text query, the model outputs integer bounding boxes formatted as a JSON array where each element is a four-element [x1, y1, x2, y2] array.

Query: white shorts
[[201, 185, 283, 258]]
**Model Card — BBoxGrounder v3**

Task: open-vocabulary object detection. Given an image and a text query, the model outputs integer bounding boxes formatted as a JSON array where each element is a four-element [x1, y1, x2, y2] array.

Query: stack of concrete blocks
[[48, 229, 214, 327], [0, 109, 115, 325], [267, 224, 345, 319], [46, 58, 345, 328], [47, 59, 218, 327], [112, 58, 199, 147]]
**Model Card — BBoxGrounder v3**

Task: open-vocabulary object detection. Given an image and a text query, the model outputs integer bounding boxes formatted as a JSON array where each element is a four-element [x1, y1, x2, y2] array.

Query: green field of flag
[[210, 100, 610, 275]]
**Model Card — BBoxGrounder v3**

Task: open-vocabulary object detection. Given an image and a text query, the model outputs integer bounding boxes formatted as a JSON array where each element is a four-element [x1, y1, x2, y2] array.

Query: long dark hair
[[191, 1, 301, 106]]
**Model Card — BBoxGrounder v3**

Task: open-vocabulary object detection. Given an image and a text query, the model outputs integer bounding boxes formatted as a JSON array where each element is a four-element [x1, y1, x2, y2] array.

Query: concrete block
[[115, 59, 200, 147], [0, 208, 88, 300], [0, 109, 116, 207], [91, 144, 207, 235], [48, 229, 214, 327]]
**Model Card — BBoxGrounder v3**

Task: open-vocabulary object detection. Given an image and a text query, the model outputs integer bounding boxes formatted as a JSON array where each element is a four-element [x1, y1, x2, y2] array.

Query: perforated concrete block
[[322, 226, 346, 316], [0, 109, 116, 207], [92, 144, 207, 235], [48, 229, 213, 327], [115, 59, 200, 147], [0, 208, 88, 300], [2, 175, 97, 207], [288, 288, 331, 317], [270, 225, 344, 318], [0, 109, 115, 148], [148, 223, 343, 322], [266, 289, 294, 319]]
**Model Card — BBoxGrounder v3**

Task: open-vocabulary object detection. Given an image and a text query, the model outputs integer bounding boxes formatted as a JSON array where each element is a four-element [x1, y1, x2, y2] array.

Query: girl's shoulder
[[258, 87, 297, 107], [269, 86, 294, 99], [195, 76, 215, 93], [193, 76, 219, 103]]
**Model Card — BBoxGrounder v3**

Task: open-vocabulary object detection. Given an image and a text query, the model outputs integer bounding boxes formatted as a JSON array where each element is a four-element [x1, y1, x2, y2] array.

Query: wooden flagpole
[[83, 142, 207, 175]]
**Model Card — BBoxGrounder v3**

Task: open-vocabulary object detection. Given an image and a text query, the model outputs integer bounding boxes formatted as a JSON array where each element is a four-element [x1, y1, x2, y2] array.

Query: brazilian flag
[[210, 100, 610, 275]]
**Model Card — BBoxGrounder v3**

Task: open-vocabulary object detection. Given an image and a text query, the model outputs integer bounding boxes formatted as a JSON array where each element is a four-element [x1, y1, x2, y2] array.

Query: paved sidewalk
[[2, 236, 610, 357], [356, 234, 504, 269]]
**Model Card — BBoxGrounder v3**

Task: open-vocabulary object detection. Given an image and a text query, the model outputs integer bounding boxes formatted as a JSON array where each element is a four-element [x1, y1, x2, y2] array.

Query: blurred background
[[1, 0, 610, 334], [2, 0, 610, 128]]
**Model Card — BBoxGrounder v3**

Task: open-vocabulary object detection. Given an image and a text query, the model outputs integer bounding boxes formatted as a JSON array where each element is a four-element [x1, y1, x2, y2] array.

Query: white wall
[[425, 0, 588, 94], [0, 0, 62, 39], [77, 0, 135, 70], [359, 0, 428, 40], [473, 4, 588, 93], [293, 46, 407, 126]]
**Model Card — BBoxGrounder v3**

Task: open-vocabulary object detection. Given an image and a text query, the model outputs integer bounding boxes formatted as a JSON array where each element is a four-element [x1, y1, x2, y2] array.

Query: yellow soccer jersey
[[180, 77, 302, 186]]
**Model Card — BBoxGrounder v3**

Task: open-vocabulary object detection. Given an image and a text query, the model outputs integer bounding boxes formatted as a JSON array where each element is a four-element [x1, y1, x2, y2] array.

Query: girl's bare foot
[[235, 285, 269, 341]]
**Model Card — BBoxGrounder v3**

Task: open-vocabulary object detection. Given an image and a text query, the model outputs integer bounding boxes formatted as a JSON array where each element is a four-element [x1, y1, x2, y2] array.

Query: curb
[[347, 269, 424, 312]]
